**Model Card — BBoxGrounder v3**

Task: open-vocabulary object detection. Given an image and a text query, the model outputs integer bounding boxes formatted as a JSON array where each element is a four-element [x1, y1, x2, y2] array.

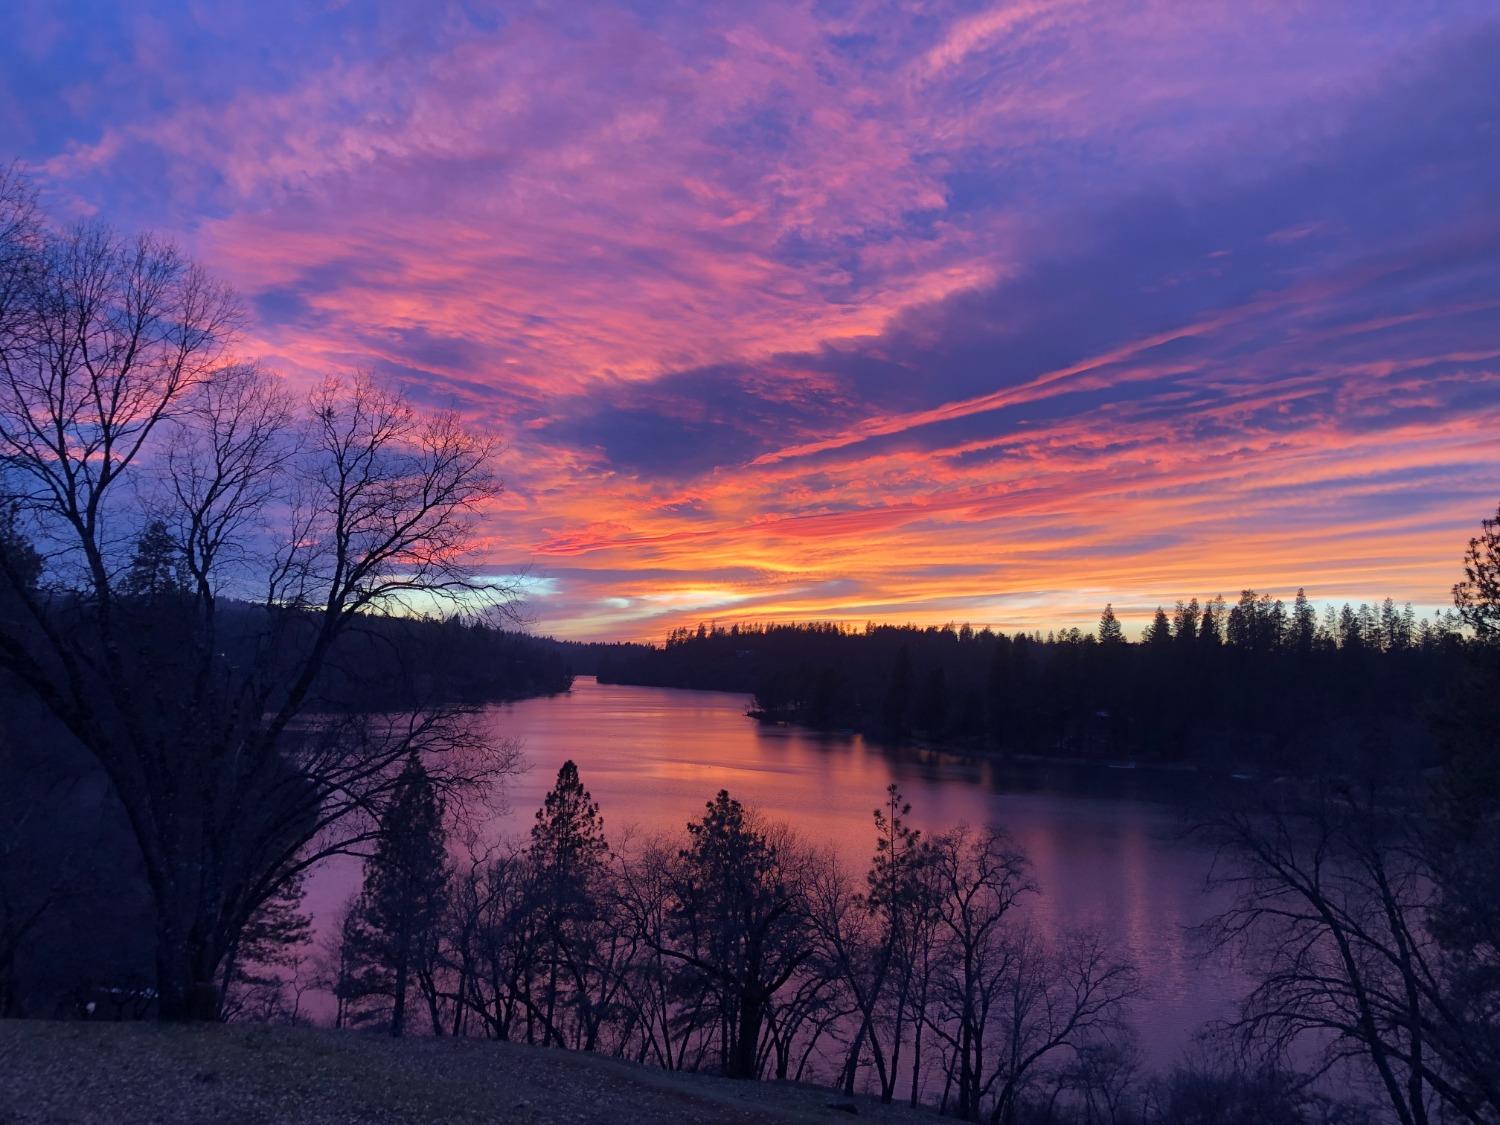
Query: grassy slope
[[0, 1022, 940, 1124]]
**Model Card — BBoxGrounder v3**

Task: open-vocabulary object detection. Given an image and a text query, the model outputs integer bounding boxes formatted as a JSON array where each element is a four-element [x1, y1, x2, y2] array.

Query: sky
[[5, 1, 1499, 640]]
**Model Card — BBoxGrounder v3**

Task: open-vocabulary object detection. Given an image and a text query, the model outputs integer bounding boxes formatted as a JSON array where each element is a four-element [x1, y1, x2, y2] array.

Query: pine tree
[[1266, 596, 1287, 651], [1144, 607, 1172, 647], [1199, 596, 1225, 646], [1172, 599, 1201, 646], [219, 871, 312, 1021], [530, 761, 606, 886], [867, 785, 922, 916], [0, 505, 41, 593], [1097, 604, 1124, 645], [1319, 604, 1341, 650], [1379, 597, 1414, 652], [1293, 588, 1317, 655], [1455, 503, 1500, 641], [851, 783, 929, 1101], [1338, 603, 1363, 651], [670, 790, 808, 1079], [121, 519, 188, 599], [342, 755, 449, 1037], [0, 506, 42, 644], [528, 760, 608, 1046]]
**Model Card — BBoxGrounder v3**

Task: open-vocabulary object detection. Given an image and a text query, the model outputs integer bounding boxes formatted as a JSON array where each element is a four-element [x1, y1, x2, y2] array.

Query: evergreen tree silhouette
[[343, 755, 449, 1037], [1098, 604, 1124, 645], [528, 760, 607, 1045]]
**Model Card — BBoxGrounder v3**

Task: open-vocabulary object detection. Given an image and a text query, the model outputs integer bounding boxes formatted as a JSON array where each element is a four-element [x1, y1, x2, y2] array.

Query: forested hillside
[[599, 593, 1467, 770], [317, 613, 574, 708]]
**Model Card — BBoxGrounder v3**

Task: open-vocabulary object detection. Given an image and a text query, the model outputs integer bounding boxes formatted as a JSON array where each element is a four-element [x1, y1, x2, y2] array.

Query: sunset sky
[[7, 1, 1499, 640]]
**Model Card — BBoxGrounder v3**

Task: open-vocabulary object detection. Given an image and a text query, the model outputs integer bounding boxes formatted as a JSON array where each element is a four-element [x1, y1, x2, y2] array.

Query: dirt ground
[[0, 1021, 941, 1124]]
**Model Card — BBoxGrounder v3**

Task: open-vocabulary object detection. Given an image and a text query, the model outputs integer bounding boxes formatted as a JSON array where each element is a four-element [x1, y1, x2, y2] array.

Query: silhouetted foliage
[[1200, 785, 1485, 1123], [528, 760, 609, 1047], [599, 598, 1463, 772], [411, 770, 1146, 1118], [1098, 605, 1124, 646], [339, 756, 450, 1037], [219, 872, 312, 1023], [665, 791, 813, 1078], [0, 172, 535, 1023], [1455, 503, 1500, 642], [1141, 1060, 1365, 1125]]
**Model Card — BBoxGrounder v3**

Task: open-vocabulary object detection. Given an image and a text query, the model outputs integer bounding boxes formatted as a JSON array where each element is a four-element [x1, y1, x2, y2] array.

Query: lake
[[309, 676, 1243, 1066]]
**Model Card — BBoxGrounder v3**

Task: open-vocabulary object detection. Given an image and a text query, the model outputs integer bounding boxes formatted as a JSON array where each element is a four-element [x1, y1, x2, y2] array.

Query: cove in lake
[[308, 676, 1244, 1066]]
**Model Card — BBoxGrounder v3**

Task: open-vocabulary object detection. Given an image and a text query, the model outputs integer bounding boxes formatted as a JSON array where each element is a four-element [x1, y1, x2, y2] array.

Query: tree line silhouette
[[598, 593, 1466, 771]]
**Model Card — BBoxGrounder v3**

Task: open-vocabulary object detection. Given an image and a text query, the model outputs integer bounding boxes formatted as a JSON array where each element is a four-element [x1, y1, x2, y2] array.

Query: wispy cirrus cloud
[[5, 1, 1499, 638]]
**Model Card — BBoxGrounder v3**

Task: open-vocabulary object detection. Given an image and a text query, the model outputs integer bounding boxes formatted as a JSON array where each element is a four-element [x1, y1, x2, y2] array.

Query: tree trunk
[[392, 958, 408, 1037], [910, 1018, 924, 1108], [391, 923, 411, 1038], [884, 1004, 904, 1103], [544, 954, 559, 1046], [729, 993, 764, 1079], [154, 917, 221, 1022], [842, 1018, 869, 1094], [958, 1017, 978, 1121]]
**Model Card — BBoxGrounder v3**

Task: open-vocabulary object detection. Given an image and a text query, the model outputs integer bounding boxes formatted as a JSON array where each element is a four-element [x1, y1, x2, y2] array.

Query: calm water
[[309, 676, 1242, 1065]]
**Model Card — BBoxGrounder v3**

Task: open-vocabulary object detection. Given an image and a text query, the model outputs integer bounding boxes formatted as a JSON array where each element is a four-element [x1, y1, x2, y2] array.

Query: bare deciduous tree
[[927, 824, 1036, 1120], [980, 926, 1140, 1125], [0, 166, 40, 343], [0, 180, 514, 1020], [1200, 787, 1500, 1125]]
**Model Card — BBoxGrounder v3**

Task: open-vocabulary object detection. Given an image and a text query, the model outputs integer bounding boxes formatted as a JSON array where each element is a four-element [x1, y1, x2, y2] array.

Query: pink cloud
[[12, 1, 1500, 638]]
